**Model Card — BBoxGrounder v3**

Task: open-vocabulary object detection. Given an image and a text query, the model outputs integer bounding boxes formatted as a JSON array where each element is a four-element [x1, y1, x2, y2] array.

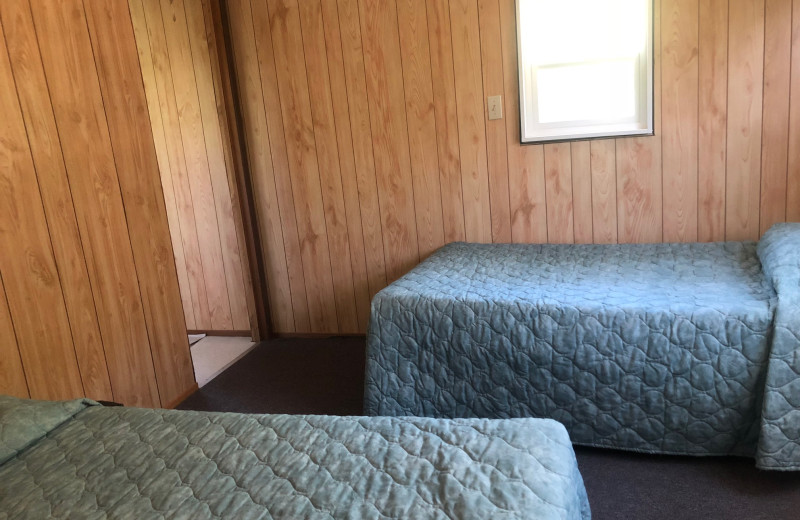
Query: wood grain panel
[[570, 141, 593, 243], [499, 0, 546, 244], [617, 0, 663, 244], [358, 0, 421, 280], [478, 0, 511, 243], [544, 143, 575, 243], [725, 0, 765, 241], [160, 0, 233, 330], [661, 0, 698, 242], [202, 0, 260, 336], [267, 0, 339, 331], [510, 146, 548, 243], [0, 274, 28, 398], [396, 0, 446, 258], [141, 0, 214, 329], [0, 19, 84, 400], [616, 138, 663, 243], [298, 0, 359, 332], [319, 0, 371, 329], [31, 0, 160, 407], [786, 0, 800, 222], [335, 0, 388, 298], [229, 0, 299, 332], [130, 0, 196, 330], [426, 0, 466, 243], [590, 140, 618, 244], [1, 0, 113, 400], [450, 0, 492, 243], [250, 0, 314, 331], [0, 0, 194, 406], [759, 0, 792, 233], [132, 0, 253, 333], [184, 1, 251, 331], [697, 0, 728, 241], [84, 0, 195, 408]]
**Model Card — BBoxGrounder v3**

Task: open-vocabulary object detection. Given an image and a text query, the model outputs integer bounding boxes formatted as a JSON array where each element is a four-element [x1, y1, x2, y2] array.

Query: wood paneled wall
[[226, 0, 800, 334], [129, 0, 253, 333], [0, 0, 195, 407]]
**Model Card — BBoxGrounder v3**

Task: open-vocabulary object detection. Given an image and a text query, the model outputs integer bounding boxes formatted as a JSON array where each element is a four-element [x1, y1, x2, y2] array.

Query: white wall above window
[[516, 0, 654, 143]]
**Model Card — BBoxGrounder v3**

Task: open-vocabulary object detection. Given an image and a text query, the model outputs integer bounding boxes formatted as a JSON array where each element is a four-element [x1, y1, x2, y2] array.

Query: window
[[516, 0, 653, 143]]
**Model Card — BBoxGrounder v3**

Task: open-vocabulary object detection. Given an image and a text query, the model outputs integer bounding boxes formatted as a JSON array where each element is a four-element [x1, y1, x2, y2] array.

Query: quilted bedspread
[[364, 224, 800, 470], [0, 396, 590, 519]]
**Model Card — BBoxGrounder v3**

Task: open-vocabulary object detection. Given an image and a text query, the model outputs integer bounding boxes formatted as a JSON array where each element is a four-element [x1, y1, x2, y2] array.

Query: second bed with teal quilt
[[364, 224, 800, 470]]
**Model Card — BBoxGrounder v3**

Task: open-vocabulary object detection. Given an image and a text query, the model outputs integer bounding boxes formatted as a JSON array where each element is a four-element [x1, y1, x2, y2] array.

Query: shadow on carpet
[[179, 337, 800, 520]]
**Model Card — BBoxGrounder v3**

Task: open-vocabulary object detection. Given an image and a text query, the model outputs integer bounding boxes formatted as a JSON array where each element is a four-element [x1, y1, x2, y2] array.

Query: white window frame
[[516, 0, 654, 144]]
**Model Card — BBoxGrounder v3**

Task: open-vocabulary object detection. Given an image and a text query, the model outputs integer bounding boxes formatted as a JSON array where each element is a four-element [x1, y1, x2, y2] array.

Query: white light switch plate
[[488, 95, 502, 120]]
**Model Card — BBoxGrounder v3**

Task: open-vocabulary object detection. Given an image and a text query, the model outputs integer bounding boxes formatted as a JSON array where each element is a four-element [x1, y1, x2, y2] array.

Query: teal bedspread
[[0, 396, 590, 519], [364, 224, 800, 470]]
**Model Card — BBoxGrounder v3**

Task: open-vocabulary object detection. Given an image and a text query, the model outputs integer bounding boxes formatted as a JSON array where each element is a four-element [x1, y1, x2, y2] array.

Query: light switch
[[488, 95, 502, 120]]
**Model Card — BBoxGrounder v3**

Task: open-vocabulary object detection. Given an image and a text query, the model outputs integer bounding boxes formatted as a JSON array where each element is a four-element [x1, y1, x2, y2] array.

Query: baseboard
[[187, 329, 251, 337], [271, 332, 366, 339], [163, 383, 199, 409]]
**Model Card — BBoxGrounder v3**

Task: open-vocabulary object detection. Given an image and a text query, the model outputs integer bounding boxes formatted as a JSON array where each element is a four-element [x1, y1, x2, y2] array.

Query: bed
[[364, 223, 800, 471], [0, 395, 590, 519]]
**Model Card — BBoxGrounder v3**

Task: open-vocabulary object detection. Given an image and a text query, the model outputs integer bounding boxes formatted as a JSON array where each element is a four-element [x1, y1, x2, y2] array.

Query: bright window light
[[516, 0, 653, 143]]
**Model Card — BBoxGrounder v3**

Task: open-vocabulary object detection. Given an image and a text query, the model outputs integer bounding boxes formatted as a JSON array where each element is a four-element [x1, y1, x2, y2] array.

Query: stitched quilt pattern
[[0, 401, 590, 519], [365, 227, 800, 470]]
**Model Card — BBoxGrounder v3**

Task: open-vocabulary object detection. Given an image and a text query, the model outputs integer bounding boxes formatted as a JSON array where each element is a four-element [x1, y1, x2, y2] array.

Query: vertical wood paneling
[[450, 0, 492, 243], [570, 141, 593, 243], [130, 0, 197, 330], [478, 0, 511, 243], [0, 0, 194, 406], [0, 275, 28, 398], [396, 0, 446, 258], [84, 0, 195, 408], [319, 0, 371, 329], [616, 138, 663, 243], [134, 0, 253, 334], [590, 140, 618, 244], [250, 0, 313, 332], [510, 146, 548, 243], [230, 0, 299, 332], [617, 0, 663, 244], [202, 0, 260, 335], [267, 0, 339, 331], [698, 0, 728, 242], [661, 0, 698, 242], [0, 19, 84, 400], [298, 0, 359, 332], [725, 0, 765, 241], [1, 0, 113, 400], [358, 0, 420, 280], [760, 0, 792, 233], [31, 0, 160, 407], [185, 1, 251, 331], [786, 0, 800, 221], [426, 0, 466, 243], [160, 0, 233, 329], [544, 143, 575, 243], [499, 0, 546, 244], [336, 0, 388, 298], [228, 0, 793, 333], [141, 0, 214, 329]]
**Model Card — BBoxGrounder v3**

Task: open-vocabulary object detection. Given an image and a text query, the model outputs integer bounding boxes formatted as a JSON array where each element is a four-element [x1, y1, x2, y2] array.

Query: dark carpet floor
[[179, 337, 800, 520]]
